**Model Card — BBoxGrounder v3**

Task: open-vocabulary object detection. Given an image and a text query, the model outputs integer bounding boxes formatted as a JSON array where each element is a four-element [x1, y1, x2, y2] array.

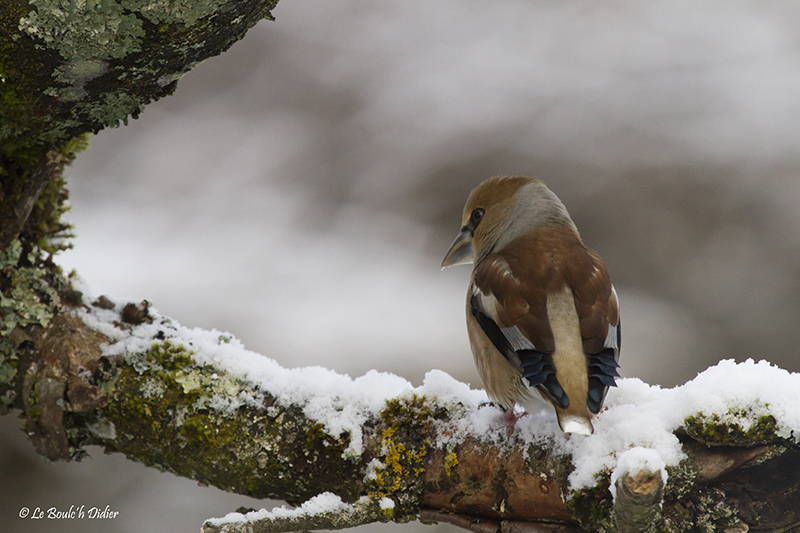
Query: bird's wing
[[565, 248, 621, 413], [471, 254, 569, 408]]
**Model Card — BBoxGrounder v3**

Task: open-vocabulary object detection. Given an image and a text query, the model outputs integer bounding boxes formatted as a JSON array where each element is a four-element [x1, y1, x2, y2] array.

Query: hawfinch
[[442, 176, 620, 435]]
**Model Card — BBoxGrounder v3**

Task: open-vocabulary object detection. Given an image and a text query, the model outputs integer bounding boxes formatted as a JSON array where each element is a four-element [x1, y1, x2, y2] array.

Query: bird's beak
[[441, 228, 475, 269]]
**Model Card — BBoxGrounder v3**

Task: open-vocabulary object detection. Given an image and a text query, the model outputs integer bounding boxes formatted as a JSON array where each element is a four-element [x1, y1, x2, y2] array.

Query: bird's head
[[441, 176, 576, 268]]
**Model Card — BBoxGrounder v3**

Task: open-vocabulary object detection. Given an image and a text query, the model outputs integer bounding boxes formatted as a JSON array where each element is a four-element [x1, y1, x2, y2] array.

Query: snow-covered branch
[[3, 291, 800, 532]]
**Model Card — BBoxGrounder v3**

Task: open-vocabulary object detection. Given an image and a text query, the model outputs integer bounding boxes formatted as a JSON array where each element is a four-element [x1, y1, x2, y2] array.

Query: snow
[[549, 358, 800, 490], [80, 297, 800, 492], [416, 369, 488, 410], [609, 447, 667, 502], [78, 296, 414, 455], [363, 459, 383, 482], [207, 492, 349, 527], [424, 357, 800, 491], [379, 497, 395, 510]]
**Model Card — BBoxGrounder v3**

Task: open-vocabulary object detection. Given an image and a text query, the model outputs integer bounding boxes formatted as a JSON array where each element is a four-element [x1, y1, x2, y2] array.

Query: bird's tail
[[556, 410, 594, 435]]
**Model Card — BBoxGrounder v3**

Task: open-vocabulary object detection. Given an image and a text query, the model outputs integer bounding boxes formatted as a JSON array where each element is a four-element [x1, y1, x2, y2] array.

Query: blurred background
[[4, 0, 800, 531]]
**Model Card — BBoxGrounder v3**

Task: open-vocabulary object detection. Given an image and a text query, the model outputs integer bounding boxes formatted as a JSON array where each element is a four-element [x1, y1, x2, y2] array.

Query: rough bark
[[609, 470, 664, 532], [1, 0, 279, 155], [0, 150, 63, 250], [1, 299, 799, 532], [1, 0, 280, 249]]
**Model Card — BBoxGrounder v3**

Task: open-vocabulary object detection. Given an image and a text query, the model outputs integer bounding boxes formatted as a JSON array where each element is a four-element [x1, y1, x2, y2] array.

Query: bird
[[441, 176, 620, 435]]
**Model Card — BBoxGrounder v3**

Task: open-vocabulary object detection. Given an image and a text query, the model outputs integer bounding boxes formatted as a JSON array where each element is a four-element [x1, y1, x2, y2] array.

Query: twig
[[202, 496, 386, 533], [419, 509, 585, 533], [609, 469, 664, 532]]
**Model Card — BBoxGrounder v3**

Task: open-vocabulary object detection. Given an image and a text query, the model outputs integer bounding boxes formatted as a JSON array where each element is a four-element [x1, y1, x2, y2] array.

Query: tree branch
[[2, 294, 800, 532]]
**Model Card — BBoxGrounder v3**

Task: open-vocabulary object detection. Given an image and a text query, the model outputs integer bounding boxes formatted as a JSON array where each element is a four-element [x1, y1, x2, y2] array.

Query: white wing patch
[[471, 284, 501, 323], [604, 323, 619, 350], [470, 258, 519, 324], [501, 325, 536, 351], [603, 285, 620, 351]]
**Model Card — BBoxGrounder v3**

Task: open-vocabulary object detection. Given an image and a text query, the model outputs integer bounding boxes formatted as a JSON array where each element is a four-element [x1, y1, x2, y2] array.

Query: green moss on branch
[[94, 340, 365, 503]]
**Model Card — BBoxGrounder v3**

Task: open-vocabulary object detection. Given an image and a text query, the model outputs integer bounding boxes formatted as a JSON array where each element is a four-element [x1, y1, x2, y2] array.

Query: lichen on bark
[[92, 337, 367, 502], [1, 0, 280, 161], [0, 0, 281, 434]]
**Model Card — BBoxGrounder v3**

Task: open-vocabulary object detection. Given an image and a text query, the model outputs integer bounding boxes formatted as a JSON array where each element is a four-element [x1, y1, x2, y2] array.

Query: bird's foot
[[503, 409, 525, 436]]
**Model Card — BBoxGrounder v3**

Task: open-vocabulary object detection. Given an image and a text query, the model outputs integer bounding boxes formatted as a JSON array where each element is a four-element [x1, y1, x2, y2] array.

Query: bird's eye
[[471, 208, 485, 224]]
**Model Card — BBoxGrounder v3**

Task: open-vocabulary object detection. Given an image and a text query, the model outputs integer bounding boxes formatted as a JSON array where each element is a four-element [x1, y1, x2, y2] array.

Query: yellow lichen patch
[[444, 451, 458, 477], [370, 426, 429, 499], [365, 394, 440, 521]]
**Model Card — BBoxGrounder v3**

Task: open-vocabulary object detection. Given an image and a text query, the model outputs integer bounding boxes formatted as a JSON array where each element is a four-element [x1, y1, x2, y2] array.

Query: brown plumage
[[442, 176, 620, 435]]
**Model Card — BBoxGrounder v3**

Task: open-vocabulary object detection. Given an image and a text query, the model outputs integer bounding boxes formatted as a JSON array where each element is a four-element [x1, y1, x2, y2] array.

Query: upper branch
[[1, 0, 279, 163]]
